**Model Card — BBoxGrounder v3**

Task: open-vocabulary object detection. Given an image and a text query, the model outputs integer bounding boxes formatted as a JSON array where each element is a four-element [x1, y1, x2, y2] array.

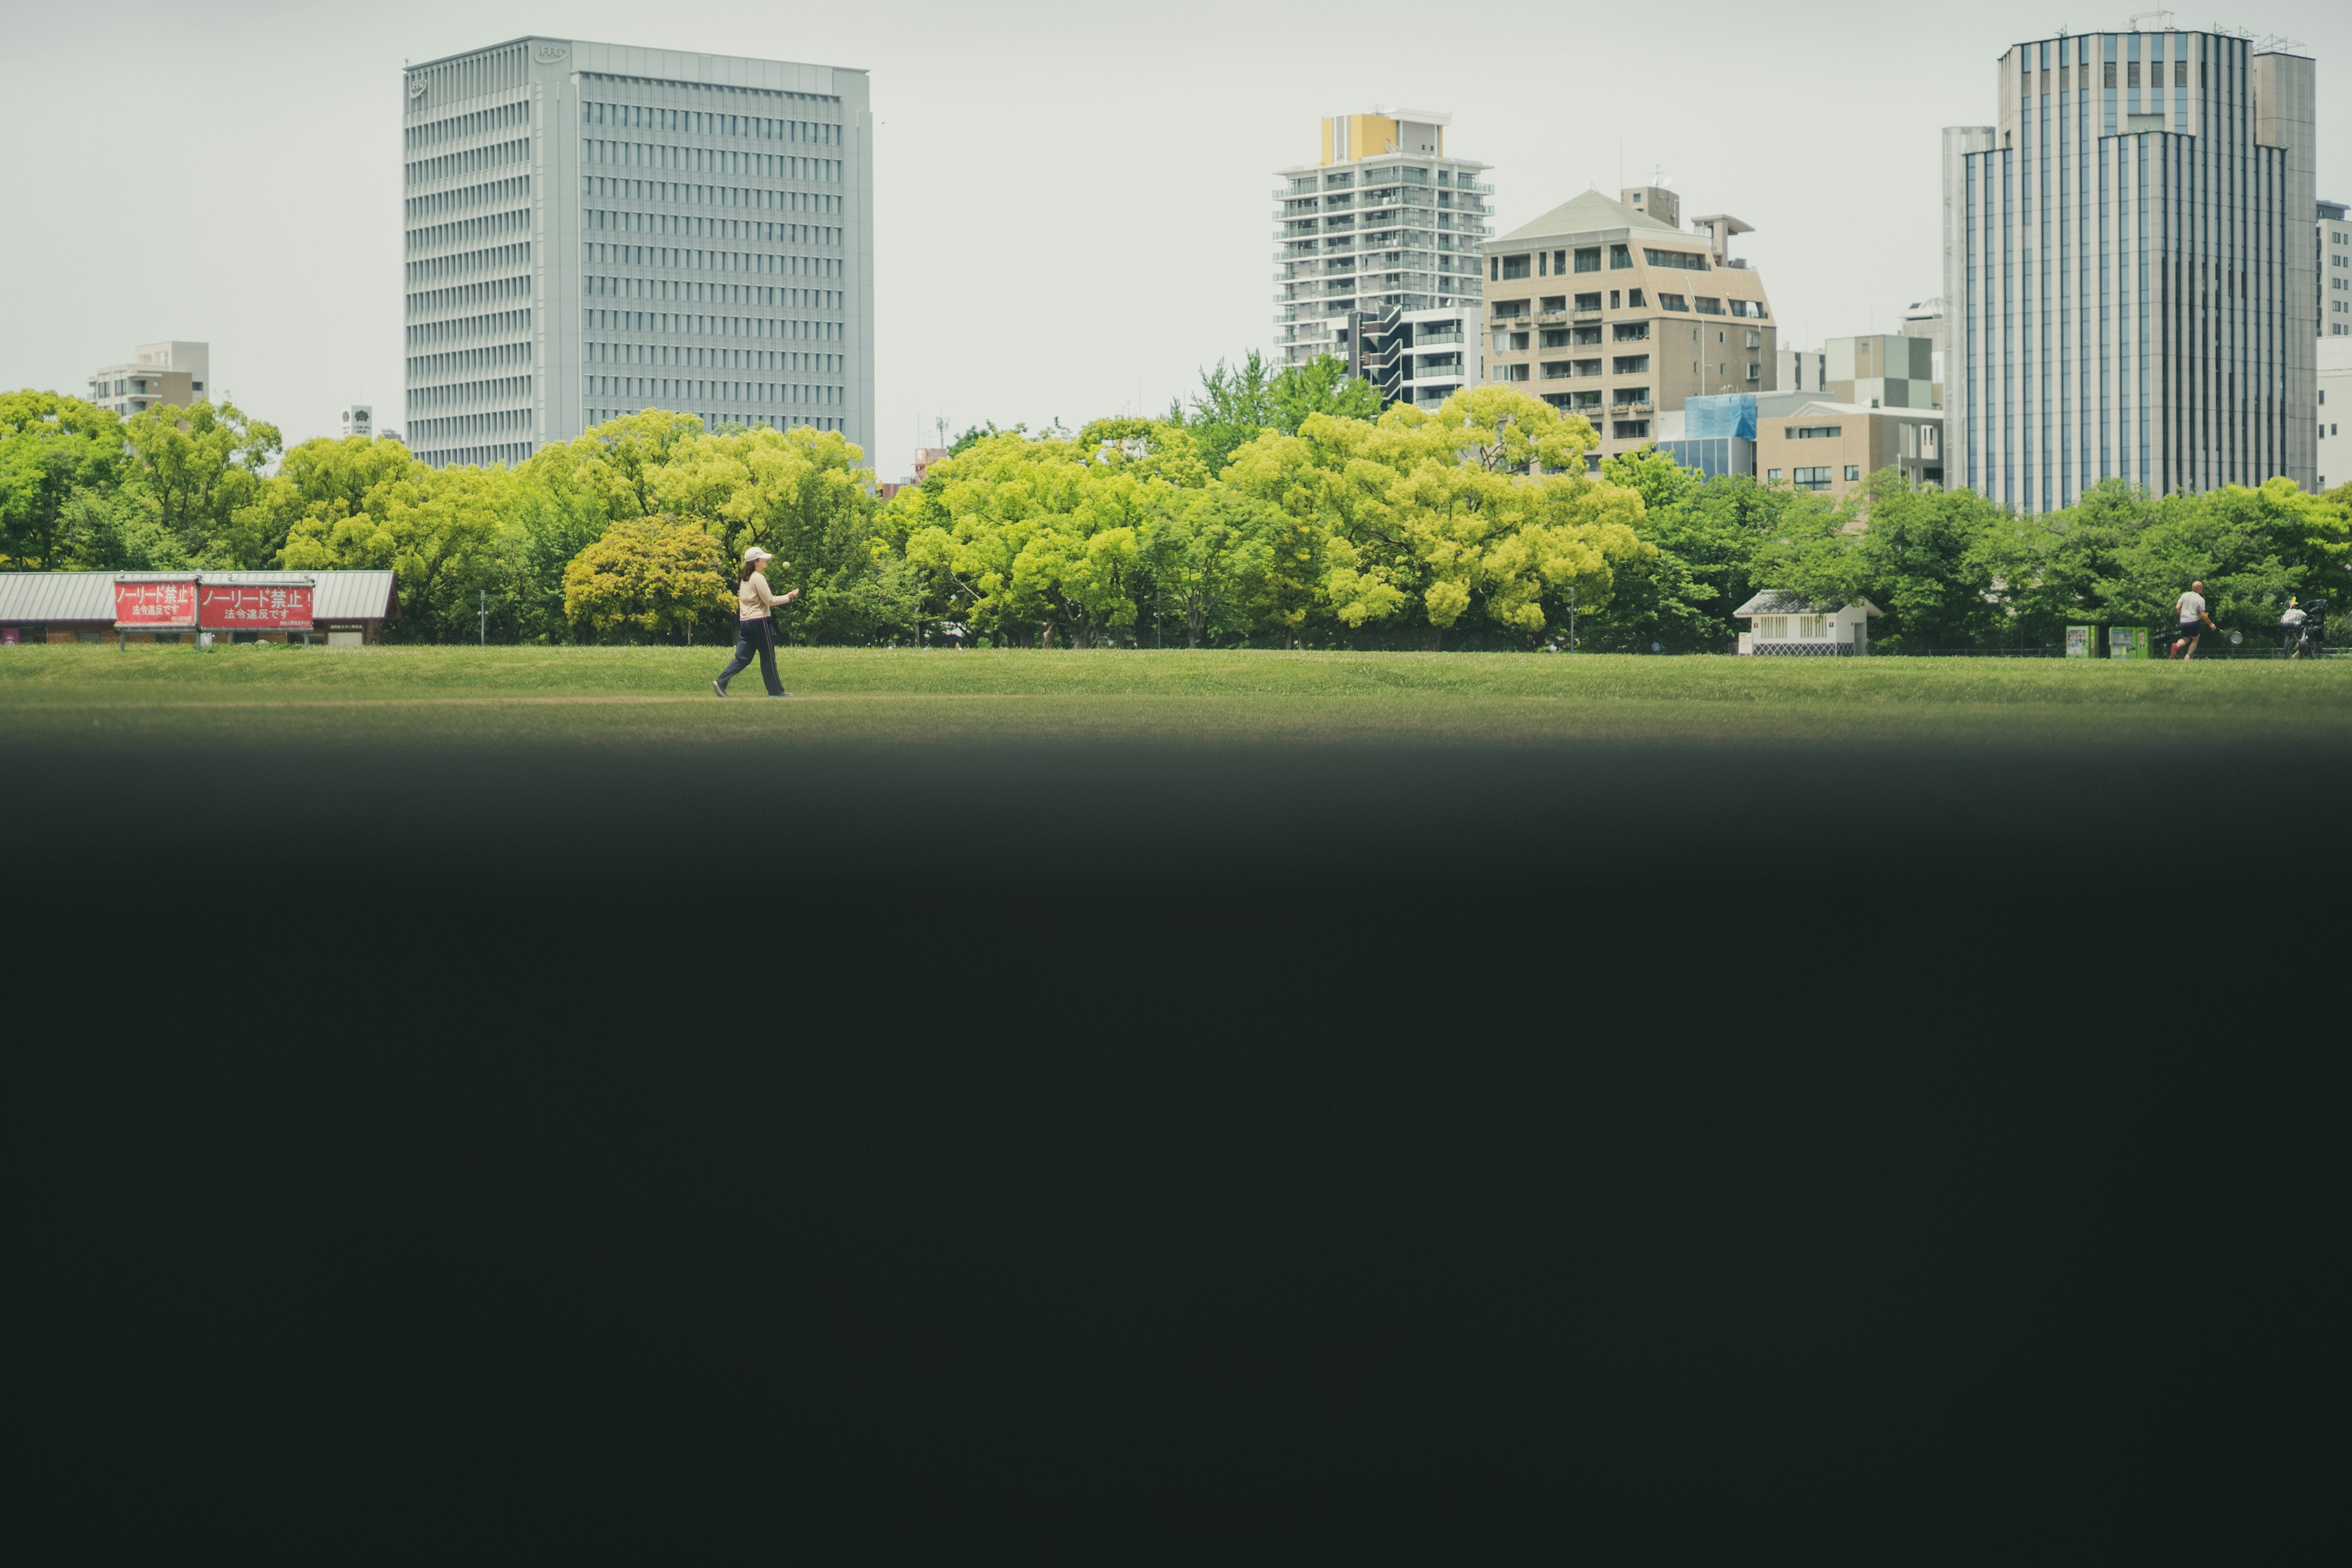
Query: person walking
[[714, 546, 799, 698], [2172, 579, 2216, 662]]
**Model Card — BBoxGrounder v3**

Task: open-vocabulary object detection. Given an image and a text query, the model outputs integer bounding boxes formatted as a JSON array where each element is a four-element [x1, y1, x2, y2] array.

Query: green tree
[[1754, 473, 2002, 652], [281, 462, 519, 641], [1268, 354, 1382, 434], [899, 429, 1187, 647], [1219, 389, 1646, 647], [947, 421, 1003, 458], [525, 409, 706, 522], [560, 514, 729, 641], [1174, 352, 1278, 475], [1139, 489, 1282, 647], [0, 393, 126, 569], [229, 433, 417, 570], [119, 399, 282, 564], [500, 480, 611, 644], [655, 425, 901, 645], [2110, 477, 2350, 635]]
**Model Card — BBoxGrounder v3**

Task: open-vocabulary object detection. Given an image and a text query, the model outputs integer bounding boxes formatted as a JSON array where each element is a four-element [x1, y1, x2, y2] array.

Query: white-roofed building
[[1733, 590, 1880, 657], [0, 571, 400, 646]]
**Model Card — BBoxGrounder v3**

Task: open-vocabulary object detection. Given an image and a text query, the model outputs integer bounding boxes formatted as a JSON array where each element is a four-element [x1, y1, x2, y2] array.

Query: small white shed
[[1733, 590, 1881, 656]]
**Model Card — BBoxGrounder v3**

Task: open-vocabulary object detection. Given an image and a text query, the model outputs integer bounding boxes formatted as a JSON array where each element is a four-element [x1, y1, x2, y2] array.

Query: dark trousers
[[717, 616, 783, 695]]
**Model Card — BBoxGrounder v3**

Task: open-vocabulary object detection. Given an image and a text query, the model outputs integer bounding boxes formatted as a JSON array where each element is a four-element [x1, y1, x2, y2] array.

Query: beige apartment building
[[1479, 187, 1775, 466], [1755, 402, 1945, 505]]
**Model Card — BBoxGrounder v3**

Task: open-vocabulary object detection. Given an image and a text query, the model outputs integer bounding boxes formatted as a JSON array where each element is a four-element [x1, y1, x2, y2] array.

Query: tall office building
[[402, 38, 873, 470], [1272, 110, 1492, 374], [1944, 29, 2317, 512]]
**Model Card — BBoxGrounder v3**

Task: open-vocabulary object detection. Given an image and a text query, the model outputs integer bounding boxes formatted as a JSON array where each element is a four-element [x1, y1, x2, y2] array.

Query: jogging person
[[714, 546, 798, 698], [2172, 580, 2216, 661]]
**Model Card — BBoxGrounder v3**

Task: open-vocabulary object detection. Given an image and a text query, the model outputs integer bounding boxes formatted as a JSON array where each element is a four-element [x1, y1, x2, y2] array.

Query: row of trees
[[5, 365, 2346, 651], [0, 390, 889, 644]]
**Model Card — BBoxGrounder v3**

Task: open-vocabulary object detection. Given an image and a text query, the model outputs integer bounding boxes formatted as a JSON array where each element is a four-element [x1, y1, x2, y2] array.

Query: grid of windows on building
[[2324, 201, 2352, 335], [1480, 188, 1776, 468], [1944, 31, 2318, 513], [1272, 110, 1493, 372], [402, 37, 873, 470]]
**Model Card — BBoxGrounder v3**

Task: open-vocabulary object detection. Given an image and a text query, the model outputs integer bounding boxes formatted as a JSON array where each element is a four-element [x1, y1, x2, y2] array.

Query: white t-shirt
[[2176, 590, 2206, 625], [2282, 605, 2305, 626]]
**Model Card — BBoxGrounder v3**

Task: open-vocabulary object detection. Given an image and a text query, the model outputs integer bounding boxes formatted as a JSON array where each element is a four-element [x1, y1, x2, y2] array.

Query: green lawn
[[4, 643, 2348, 751]]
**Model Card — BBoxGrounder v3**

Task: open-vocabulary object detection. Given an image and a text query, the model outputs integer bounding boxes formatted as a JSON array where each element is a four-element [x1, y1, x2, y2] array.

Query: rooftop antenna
[[2127, 9, 2176, 31]]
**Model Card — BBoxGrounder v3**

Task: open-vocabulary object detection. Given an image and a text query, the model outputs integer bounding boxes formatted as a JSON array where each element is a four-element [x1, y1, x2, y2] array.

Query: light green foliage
[[560, 514, 729, 641], [231, 433, 417, 570], [656, 424, 904, 644], [1167, 351, 1384, 475], [1223, 388, 1645, 644], [283, 461, 521, 638], [36, 375, 2339, 658], [0, 393, 127, 569], [1172, 352, 1276, 476], [898, 428, 1178, 646], [119, 399, 282, 566], [525, 409, 707, 522], [1268, 353, 1384, 434]]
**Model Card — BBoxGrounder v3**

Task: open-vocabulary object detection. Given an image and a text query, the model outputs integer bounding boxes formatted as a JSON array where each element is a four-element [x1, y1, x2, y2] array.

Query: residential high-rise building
[[2322, 199, 2352, 336], [1944, 29, 2317, 511], [402, 38, 873, 470], [86, 342, 208, 419], [1273, 110, 1492, 372], [1480, 189, 1777, 467]]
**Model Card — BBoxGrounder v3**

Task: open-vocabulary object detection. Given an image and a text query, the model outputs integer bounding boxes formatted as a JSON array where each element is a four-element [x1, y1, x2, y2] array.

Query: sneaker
[[766, 691, 794, 699], [712, 679, 728, 698]]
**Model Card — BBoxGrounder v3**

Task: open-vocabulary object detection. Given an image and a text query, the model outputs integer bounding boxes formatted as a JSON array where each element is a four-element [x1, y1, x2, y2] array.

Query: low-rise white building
[[1734, 590, 1879, 656]]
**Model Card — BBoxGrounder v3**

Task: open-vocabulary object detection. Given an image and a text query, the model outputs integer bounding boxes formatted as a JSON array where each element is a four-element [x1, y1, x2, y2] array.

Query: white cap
[[742, 546, 774, 565]]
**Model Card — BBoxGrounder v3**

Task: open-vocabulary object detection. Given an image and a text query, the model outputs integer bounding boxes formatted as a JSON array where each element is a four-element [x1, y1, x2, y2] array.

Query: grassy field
[[4, 641, 2348, 751]]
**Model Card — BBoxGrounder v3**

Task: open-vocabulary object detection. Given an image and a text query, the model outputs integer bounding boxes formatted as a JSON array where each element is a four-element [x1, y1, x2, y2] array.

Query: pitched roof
[[0, 572, 116, 623], [0, 571, 401, 624], [1494, 188, 1685, 246], [1734, 591, 1883, 619]]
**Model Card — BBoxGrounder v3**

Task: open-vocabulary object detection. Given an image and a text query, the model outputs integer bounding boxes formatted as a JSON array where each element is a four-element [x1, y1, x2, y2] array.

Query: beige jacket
[[739, 571, 785, 622]]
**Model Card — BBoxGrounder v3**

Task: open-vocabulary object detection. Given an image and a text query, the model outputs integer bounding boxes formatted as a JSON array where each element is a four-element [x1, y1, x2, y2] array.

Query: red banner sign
[[115, 580, 198, 628], [199, 583, 314, 631]]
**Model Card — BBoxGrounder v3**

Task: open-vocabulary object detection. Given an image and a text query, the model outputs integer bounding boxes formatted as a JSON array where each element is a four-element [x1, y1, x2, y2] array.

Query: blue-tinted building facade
[[1945, 31, 2316, 513]]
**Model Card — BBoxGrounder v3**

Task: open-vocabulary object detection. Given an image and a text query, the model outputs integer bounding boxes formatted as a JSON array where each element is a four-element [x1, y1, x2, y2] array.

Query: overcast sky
[[5, 1, 2347, 478]]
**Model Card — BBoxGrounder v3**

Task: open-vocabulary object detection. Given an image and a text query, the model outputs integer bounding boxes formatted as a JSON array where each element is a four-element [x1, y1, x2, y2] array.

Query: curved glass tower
[[1944, 29, 2316, 511]]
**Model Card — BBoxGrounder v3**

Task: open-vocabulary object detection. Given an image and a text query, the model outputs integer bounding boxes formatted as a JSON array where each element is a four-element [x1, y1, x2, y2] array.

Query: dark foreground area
[[11, 734, 2340, 1551]]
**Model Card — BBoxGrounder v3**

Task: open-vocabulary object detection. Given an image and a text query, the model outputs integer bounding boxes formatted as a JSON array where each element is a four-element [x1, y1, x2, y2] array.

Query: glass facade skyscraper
[[1944, 31, 2316, 513], [402, 38, 873, 470]]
